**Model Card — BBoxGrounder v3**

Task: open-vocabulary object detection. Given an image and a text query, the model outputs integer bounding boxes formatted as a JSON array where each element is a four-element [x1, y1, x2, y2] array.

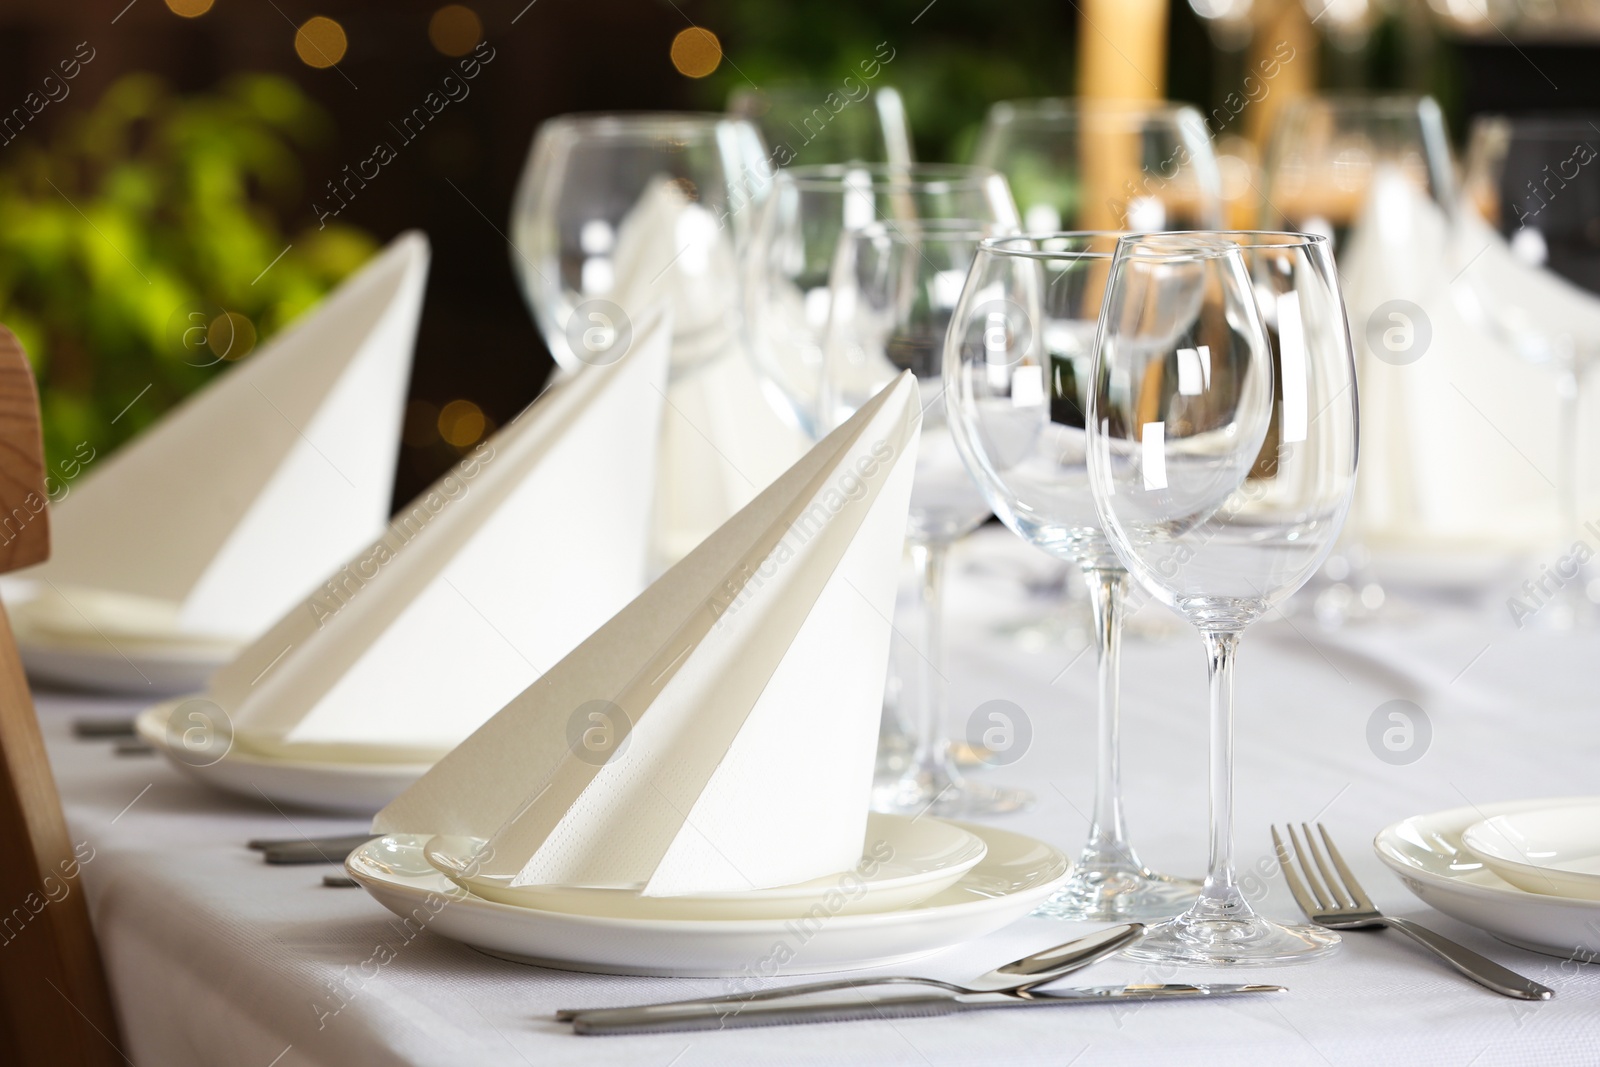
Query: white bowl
[[1460, 802, 1600, 902]]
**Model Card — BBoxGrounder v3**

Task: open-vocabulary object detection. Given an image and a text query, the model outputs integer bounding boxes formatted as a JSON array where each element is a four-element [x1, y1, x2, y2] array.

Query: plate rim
[[421, 811, 989, 902], [348, 822, 1069, 933], [1373, 795, 1600, 912], [136, 702, 435, 778]]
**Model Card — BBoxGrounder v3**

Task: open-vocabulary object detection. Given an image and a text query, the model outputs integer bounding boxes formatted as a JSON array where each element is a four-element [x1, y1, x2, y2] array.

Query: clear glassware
[[742, 164, 1020, 440], [1086, 231, 1358, 965], [823, 219, 1032, 818], [972, 100, 1224, 646], [1260, 94, 1455, 624], [728, 84, 914, 168], [1260, 94, 1455, 256], [509, 112, 772, 377], [945, 232, 1202, 920], [972, 99, 1224, 233], [1457, 114, 1600, 628]]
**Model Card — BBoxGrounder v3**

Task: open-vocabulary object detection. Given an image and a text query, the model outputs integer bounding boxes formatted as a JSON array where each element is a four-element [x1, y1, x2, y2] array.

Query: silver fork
[[1273, 823, 1553, 1001]]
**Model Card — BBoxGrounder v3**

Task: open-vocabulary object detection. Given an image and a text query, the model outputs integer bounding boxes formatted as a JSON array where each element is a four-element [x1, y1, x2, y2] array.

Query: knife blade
[[568, 983, 1286, 1035]]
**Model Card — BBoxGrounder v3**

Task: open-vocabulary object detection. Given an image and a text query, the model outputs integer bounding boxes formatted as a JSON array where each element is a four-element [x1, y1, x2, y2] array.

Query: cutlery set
[[555, 828, 1556, 1034]]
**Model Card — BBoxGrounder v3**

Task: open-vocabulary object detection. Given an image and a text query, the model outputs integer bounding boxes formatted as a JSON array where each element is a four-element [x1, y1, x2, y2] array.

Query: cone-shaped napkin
[[1342, 174, 1561, 550], [15, 231, 430, 642], [211, 308, 674, 764], [606, 177, 808, 569], [373, 372, 921, 896]]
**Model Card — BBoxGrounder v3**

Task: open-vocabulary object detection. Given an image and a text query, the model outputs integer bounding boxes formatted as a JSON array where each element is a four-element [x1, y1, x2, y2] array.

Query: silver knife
[[569, 983, 1286, 1035]]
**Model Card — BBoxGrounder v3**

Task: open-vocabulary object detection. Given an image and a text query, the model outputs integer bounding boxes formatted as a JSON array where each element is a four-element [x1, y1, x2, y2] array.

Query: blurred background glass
[[0, 0, 1597, 518]]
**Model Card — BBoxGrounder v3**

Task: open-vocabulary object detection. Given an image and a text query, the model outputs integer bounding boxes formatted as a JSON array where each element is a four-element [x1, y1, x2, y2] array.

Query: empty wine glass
[[945, 232, 1201, 919], [1086, 231, 1358, 965], [509, 112, 772, 376], [823, 219, 1032, 817], [728, 84, 914, 167], [973, 99, 1224, 233], [1457, 114, 1600, 627], [1260, 94, 1453, 624], [743, 164, 1020, 439], [1261, 94, 1455, 256]]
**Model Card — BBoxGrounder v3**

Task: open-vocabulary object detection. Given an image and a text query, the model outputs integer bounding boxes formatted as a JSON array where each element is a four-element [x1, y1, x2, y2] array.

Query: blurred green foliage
[[695, 0, 1082, 162], [0, 73, 377, 471]]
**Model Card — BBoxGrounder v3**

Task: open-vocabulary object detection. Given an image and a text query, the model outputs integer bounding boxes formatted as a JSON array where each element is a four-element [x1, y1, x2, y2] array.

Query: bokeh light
[[670, 28, 722, 78], [429, 5, 483, 57], [438, 399, 486, 447], [295, 16, 349, 69], [164, 0, 215, 16]]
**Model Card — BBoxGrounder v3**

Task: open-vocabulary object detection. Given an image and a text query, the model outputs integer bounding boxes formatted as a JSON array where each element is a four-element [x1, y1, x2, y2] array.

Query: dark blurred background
[[0, 0, 1595, 508]]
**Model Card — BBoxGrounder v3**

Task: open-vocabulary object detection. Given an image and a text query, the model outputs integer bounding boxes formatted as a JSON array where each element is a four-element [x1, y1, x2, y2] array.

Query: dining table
[[37, 526, 1599, 1066]]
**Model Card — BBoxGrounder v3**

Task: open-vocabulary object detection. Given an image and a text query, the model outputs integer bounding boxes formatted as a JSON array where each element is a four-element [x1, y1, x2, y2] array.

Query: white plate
[[1374, 798, 1600, 960], [1461, 803, 1600, 902], [19, 629, 234, 696], [347, 823, 1069, 977], [136, 702, 429, 815], [8, 583, 240, 696], [422, 812, 987, 920]]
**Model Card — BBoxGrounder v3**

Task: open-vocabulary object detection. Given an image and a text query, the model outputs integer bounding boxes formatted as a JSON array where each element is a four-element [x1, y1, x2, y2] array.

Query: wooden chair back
[[0, 325, 125, 1065]]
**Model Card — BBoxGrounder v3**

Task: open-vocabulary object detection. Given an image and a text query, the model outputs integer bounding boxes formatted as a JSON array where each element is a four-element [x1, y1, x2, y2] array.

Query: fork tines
[[1272, 822, 1375, 919]]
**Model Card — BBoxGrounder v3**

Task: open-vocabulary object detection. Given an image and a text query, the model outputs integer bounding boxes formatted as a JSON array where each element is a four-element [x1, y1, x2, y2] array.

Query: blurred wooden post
[[1076, 0, 1169, 228], [1248, 0, 1317, 149], [1076, 0, 1167, 102], [0, 325, 125, 1066]]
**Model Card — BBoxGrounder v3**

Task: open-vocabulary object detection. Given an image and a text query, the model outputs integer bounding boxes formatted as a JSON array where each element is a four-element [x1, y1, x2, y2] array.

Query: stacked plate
[[9, 582, 240, 695], [1375, 797, 1600, 960], [345, 814, 1071, 976]]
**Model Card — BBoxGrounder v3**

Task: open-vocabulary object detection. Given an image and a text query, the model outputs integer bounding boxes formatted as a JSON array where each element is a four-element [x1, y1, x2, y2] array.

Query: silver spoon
[[554, 922, 1144, 1021]]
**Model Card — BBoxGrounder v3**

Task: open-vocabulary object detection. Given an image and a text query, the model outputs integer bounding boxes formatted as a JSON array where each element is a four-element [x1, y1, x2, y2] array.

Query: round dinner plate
[[136, 702, 429, 815], [18, 623, 235, 696], [7, 581, 241, 696], [1461, 803, 1600, 902], [1374, 797, 1600, 960], [421, 812, 987, 920], [346, 823, 1070, 977]]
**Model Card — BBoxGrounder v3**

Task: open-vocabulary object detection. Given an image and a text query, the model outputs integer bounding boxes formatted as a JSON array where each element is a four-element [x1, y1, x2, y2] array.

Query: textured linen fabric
[[37, 527, 1600, 1066]]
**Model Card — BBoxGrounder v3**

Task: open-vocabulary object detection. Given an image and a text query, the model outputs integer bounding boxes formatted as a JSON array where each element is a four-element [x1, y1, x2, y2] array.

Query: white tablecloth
[[39, 530, 1600, 1066]]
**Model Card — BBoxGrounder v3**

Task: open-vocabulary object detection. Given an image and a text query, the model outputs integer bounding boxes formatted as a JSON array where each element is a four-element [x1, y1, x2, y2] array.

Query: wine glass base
[[1121, 912, 1341, 966], [1032, 867, 1201, 922], [871, 775, 1035, 818]]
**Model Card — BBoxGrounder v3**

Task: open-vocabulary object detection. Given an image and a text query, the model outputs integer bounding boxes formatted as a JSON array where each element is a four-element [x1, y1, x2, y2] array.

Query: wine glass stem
[[1197, 628, 1246, 917], [907, 541, 952, 785], [1082, 567, 1137, 869]]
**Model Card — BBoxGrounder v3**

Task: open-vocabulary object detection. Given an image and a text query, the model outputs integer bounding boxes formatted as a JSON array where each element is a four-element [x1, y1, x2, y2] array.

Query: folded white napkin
[[213, 308, 673, 764], [373, 371, 921, 897], [604, 176, 808, 570], [1341, 175, 1563, 551], [14, 231, 430, 641]]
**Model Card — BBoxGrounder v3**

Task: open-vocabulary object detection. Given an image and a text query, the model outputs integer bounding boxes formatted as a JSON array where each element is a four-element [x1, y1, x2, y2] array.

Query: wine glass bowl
[[509, 112, 772, 376], [945, 232, 1202, 919], [1087, 231, 1358, 963], [743, 164, 1020, 439], [973, 99, 1225, 233], [823, 218, 1032, 819]]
